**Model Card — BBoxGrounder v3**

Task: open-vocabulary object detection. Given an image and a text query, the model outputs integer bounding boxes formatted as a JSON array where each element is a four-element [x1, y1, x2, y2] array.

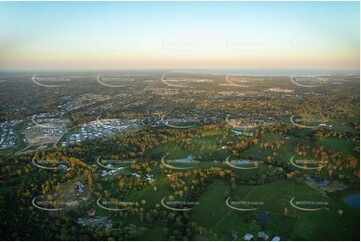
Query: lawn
[[189, 178, 360, 240]]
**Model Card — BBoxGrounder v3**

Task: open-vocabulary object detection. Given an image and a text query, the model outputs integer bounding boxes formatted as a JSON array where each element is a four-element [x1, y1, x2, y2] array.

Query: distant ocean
[[181, 69, 360, 77]]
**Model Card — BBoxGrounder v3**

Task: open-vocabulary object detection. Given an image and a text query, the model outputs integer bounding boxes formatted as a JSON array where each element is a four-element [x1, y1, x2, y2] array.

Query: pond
[[345, 194, 360, 208], [258, 212, 272, 222]]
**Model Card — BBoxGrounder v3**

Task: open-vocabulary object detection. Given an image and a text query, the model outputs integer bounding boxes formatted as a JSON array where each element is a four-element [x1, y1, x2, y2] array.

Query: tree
[[337, 209, 344, 218]]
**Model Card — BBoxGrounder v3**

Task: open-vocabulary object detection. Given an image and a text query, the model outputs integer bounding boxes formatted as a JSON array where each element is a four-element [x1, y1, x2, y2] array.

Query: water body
[[258, 212, 272, 222], [180, 68, 360, 77], [170, 155, 194, 163], [345, 194, 360, 208], [232, 160, 252, 165]]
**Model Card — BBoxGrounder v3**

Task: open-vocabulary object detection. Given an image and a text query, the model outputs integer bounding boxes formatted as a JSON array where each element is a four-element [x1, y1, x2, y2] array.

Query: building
[[130, 172, 141, 178], [230, 230, 238, 240], [58, 164, 68, 170], [243, 233, 254, 241], [257, 231, 269, 240], [231, 130, 254, 137]]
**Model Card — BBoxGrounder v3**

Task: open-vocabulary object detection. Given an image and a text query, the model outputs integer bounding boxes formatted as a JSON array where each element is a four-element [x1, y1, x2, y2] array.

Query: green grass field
[[189, 179, 359, 241]]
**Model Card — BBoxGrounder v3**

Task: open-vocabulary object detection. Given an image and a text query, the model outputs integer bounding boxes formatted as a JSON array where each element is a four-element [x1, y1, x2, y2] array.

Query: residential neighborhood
[[0, 120, 22, 149]]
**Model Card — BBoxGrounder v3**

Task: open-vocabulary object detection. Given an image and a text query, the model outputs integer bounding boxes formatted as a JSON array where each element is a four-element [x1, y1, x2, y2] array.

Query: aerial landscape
[[0, 1, 359, 241]]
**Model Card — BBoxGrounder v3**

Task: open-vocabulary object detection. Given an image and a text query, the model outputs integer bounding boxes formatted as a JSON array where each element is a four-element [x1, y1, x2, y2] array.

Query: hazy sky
[[0, 1, 359, 70]]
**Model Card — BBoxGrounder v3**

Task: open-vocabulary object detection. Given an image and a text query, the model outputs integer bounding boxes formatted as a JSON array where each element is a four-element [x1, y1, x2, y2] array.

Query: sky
[[0, 1, 359, 70]]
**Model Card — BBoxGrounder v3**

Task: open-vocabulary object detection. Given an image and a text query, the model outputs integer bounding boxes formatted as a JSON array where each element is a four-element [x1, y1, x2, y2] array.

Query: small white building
[[58, 164, 67, 170], [257, 231, 269, 240], [130, 172, 141, 178], [243, 233, 254, 241]]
